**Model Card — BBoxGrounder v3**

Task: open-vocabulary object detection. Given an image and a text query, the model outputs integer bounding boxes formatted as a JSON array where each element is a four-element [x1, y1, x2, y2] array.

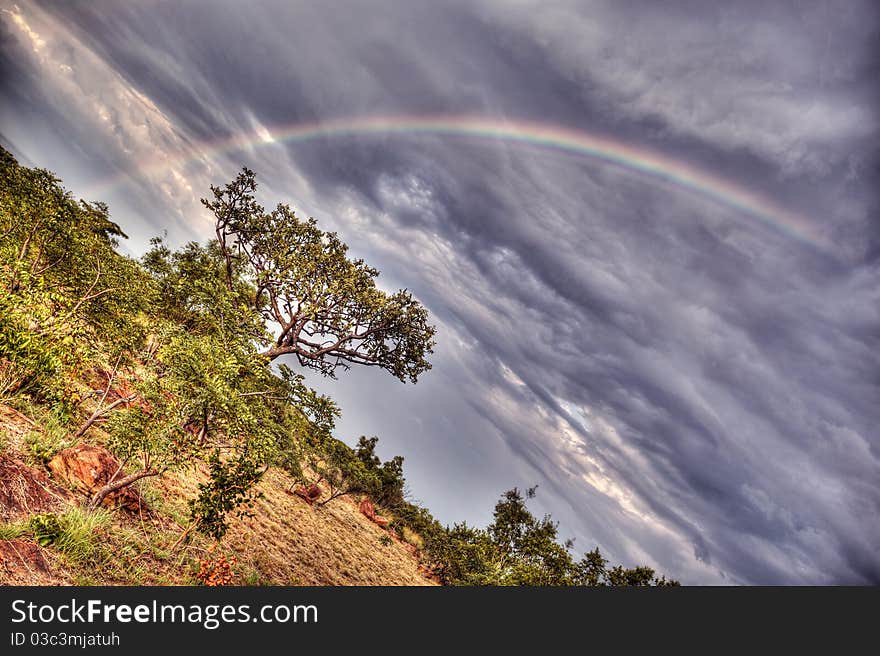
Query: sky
[[1, 0, 878, 585]]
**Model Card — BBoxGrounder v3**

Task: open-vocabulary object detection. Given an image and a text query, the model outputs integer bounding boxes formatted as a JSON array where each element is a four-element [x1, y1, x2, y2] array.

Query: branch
[[89, 467, 158, 509], [74, 394, 137, 438]]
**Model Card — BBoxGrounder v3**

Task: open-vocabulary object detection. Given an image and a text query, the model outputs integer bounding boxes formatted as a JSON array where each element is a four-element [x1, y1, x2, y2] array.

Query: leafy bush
[[305, 434, 381, 506], [0, 300, 64, 402], [29, 512, 62, 547], [189, 452, 265, 540], [354, 436, 406, 508]]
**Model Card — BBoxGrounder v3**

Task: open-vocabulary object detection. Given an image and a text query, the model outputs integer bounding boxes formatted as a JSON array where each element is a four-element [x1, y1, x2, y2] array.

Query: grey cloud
[[2, 0, 878, 584]]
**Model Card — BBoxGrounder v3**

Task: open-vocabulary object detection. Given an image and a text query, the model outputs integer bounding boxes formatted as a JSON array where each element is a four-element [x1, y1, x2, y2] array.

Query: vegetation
[[293, 432, 406, 507], [0, 145, 433, 540], [0, 145, 677, 586], [28, 509, 112, 566], [203, 169, 436, 382], [415, 487, 679, 586]]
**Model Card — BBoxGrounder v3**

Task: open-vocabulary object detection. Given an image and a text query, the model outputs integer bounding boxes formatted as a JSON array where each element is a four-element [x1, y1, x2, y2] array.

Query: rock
[[0, 454, 73, 522], [48, 444, 142, 511], [292, 484, 322, 505], [359, 498, 389, 527], [359, 498, 377, 519]]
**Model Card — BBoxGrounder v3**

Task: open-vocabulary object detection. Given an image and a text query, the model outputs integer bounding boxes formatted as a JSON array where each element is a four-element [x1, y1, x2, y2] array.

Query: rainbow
[[88, 115, 833, 254]]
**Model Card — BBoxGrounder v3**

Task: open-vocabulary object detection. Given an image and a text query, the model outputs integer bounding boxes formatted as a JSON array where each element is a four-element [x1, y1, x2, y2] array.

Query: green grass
[[23, 409, 73, 465], [55, 508, 112, 565], [28, 508, 112, 567], [0, 519, 28, 540]]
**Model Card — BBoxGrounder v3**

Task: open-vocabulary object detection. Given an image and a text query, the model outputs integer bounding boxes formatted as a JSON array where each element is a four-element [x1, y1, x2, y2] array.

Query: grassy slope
[[0, 403, 436, 587]]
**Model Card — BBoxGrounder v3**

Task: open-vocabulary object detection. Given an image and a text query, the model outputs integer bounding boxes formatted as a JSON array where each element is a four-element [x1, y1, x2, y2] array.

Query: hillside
[[0, 403, 435, 586], [0, 146, 676, 587]]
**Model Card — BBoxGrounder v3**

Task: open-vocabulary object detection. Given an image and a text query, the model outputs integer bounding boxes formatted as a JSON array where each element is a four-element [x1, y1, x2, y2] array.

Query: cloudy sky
[[2, 0, 878, 584]]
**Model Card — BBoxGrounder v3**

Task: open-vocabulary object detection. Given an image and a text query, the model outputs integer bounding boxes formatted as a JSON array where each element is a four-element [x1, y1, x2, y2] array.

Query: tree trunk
[[89, 468, 157, 509]]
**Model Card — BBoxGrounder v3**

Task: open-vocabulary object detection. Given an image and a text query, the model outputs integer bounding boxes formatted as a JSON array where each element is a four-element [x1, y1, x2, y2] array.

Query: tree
[[488, 486, 576, 585], [0, 146, 149, 408], [142, 237, 266, 347], [411, 486, 680, 586], [354, 435, 406, 507], [297, 432, 380, 506], [202, 169, 436, 383]]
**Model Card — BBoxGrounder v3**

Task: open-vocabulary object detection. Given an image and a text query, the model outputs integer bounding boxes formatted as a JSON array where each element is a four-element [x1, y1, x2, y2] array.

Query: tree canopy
[[203, 168, 436, 383], [414, 486, 679, 586]]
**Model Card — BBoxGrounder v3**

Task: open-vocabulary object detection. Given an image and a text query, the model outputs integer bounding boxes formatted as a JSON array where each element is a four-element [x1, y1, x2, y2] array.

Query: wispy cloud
[[1, 0, 877, 584]]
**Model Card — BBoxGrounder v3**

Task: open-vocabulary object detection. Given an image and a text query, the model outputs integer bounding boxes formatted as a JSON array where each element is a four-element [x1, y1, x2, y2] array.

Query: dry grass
[[0, 401, 435, 587], [154, 467, 435, 586], [0, 402, 38, 453]]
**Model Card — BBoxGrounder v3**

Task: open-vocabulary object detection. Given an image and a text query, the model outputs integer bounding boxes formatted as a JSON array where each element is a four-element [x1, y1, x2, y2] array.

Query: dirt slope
[[157, 468, 435, 586], [0, 403, 436, 586]]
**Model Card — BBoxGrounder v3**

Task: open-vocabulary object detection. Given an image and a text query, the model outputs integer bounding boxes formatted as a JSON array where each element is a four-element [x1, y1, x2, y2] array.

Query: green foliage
[[399, 487, 680, 587], [142, 237, 265, 346], [295, 432, 405, 508], [29, 513, 62, 547], [354, 436, 406, 507], [203, 168, 436, 383], [0, 147, 148, 339], [305, 433, 381, 506], [189, 451, 265, 540], [0, 146, 150, 407], [24, 411, 72, 465], [0, 295, 65, 402]]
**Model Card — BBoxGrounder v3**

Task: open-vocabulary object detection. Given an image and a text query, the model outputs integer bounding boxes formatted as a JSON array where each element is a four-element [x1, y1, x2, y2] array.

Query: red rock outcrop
[[359, 498, 390, 527], [47, 444, 142, 511], [292, 483, 322, 505]]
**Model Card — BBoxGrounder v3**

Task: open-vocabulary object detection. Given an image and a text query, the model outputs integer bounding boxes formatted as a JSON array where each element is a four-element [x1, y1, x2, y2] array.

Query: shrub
[[189, 452, 265, 540], [354, 436, 406, 508], [29, 512, 62, 547]]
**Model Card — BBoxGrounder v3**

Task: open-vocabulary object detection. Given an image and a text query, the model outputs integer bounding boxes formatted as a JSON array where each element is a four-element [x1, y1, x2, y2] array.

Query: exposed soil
[[0, 453, 74, 522], [0, 539, 65, 585]]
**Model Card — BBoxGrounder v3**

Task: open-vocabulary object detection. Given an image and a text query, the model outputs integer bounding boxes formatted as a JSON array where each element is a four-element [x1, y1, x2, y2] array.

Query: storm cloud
[[2, 0, 878, 584]]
